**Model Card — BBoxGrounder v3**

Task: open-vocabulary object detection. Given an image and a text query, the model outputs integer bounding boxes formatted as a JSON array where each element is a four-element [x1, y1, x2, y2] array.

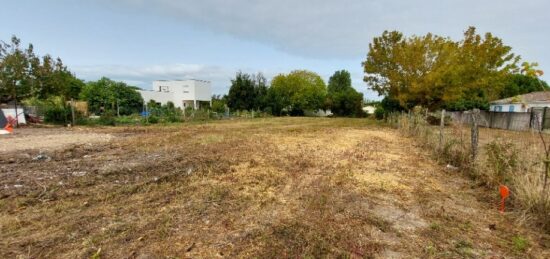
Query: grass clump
[[511, 235, 529, 252]]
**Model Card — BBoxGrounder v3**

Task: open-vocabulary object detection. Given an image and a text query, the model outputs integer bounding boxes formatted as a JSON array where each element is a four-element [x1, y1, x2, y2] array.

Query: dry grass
[[1, 117, 549, 258], [390, 111, 550, 234]]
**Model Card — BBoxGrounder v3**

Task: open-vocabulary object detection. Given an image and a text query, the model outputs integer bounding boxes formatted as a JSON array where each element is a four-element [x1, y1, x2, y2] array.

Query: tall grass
[[388, 109, 550, 232]]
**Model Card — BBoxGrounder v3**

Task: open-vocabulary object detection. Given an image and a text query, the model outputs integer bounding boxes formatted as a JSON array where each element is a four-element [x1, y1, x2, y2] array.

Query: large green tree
[[0, 36, 83, 103], [269, 70, 327, 115], [500, 74, 549, 99], [227, 72, 268, 111], [363, 27, 519, 110], [326, 70, 364, 117], [80, 77, 143, 115]]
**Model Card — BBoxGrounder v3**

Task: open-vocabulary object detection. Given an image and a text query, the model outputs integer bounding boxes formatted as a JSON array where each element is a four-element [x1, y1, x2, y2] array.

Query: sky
[[1, 0, 549, 100]]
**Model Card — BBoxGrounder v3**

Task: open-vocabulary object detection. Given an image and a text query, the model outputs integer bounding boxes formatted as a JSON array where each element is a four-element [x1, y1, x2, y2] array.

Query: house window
[[509, 106, 515, 112], [495, 106, 502, 112]]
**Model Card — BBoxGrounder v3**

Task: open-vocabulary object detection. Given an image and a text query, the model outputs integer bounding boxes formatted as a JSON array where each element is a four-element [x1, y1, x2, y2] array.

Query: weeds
[[389, 110, 550, 232], [485, 139, 520, 185], [512, 235, 529, 252]]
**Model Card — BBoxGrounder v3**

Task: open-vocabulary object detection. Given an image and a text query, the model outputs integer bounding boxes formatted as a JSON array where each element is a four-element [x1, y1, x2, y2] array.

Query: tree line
[[2, 27, 549, 123], [0, 35, 366, 122], [0, 36, 144, 123], [224, 70, 365, 117]]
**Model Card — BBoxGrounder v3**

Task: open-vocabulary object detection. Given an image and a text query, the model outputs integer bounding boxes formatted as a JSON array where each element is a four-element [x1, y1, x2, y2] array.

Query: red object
[[499, 185, 510, 213], [4, 123, 13, 133]]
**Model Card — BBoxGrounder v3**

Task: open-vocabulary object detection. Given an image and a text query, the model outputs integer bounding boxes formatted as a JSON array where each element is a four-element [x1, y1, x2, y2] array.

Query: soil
[[0, 118, 548, 258], [0, 127, 114, 153]]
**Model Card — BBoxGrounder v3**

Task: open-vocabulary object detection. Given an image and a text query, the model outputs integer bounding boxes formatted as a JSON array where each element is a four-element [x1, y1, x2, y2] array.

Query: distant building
[[362, 105, 376, 115], [490, 91, 550, 112], [138, 79, 212, 110]]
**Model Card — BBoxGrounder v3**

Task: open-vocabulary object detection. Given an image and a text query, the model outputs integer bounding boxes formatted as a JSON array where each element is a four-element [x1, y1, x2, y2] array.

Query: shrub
[[485, 139, 520, 184], [24, 96, 71, 124], [98, 112, 116, 126], [44, 106, 70, 124], [374, 107, 385, 120], [115, 114, 142, 125], [147, 115, 159, 124]]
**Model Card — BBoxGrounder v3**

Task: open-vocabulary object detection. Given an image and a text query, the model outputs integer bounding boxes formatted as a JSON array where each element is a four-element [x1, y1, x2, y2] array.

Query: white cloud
[[75, 0, 550, 98], [97, 0, 549, 60]]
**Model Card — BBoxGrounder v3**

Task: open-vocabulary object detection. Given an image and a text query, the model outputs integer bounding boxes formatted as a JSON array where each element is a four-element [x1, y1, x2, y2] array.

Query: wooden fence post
[[543, 107, 548, 131], [70, 98, 75, 126], [439, 109, 445, 150], [471, 109, 480, 161], [529, 109, 534, 130]]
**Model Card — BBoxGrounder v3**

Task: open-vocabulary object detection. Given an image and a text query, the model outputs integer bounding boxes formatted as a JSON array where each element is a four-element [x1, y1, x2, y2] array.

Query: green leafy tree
[[227, 72, 255, 110], [253, 73, 269, 111], [0, 36, 30, 102], [363, 27, 519, 110], [227, 72, 268, 111], [269, 70, 327, 115], [211, 94, 227, 113], [0, 35, 83, 102], [500, 74, 549, 98], [80, 77, 143, 115], [327, 70, 364, 117], [328, 70, 352, 93]]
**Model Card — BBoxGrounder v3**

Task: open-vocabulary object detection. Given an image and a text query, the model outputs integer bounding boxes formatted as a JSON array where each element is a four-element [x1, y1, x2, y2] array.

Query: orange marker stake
[[499, 185, 510, 213], [4, 123, 13, 133]]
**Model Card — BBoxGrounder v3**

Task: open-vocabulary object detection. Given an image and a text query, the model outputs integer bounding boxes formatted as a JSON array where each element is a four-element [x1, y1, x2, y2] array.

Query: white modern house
[[490, 91, 550, 112], [138, 80, 212, 110], [362, 105, 376, 115]]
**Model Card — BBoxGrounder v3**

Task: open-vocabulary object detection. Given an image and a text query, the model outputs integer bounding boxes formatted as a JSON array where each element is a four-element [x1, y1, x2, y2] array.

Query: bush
[[98, 112, 116, 126], [147, 115, 159, 124], [44, 106, 70, 124], [115, 114, 142, 125], [24, 96, 71, 124], [485, 139, 520, 184], [164, 113, 182, 123], [374, 107, 385, 120]]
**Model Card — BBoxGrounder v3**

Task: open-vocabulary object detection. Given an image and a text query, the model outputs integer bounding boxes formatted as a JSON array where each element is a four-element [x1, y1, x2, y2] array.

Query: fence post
[[70, 98, 76, 126], [439, 109, 445, 150], [529, 109, 533, 129], [471, 109, 480, 161], [543, 107, 548, 131], [489, 111, 494, 128], [506, 111, 512, 130]]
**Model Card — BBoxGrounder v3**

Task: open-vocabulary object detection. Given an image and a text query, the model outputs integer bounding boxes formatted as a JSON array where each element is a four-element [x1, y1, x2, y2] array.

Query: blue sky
[[1, 0, 549, 100]]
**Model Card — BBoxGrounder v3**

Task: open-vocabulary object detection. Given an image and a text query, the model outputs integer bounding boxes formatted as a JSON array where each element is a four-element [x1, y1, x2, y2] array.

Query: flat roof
[[154, 79, 211, 83]]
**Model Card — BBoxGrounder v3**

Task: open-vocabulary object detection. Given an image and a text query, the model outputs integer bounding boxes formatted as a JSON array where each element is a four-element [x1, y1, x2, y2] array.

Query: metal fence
[[448, 108, 550, 131]]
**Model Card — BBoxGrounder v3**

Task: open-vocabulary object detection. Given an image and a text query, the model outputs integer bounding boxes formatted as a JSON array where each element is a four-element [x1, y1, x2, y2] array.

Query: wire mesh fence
[[386, 109, 550, 231]]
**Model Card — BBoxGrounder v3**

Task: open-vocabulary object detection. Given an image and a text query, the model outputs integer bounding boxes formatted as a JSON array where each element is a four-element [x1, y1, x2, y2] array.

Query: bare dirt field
[[1, 118, 548, 258], [0, 127, 114, 153]]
